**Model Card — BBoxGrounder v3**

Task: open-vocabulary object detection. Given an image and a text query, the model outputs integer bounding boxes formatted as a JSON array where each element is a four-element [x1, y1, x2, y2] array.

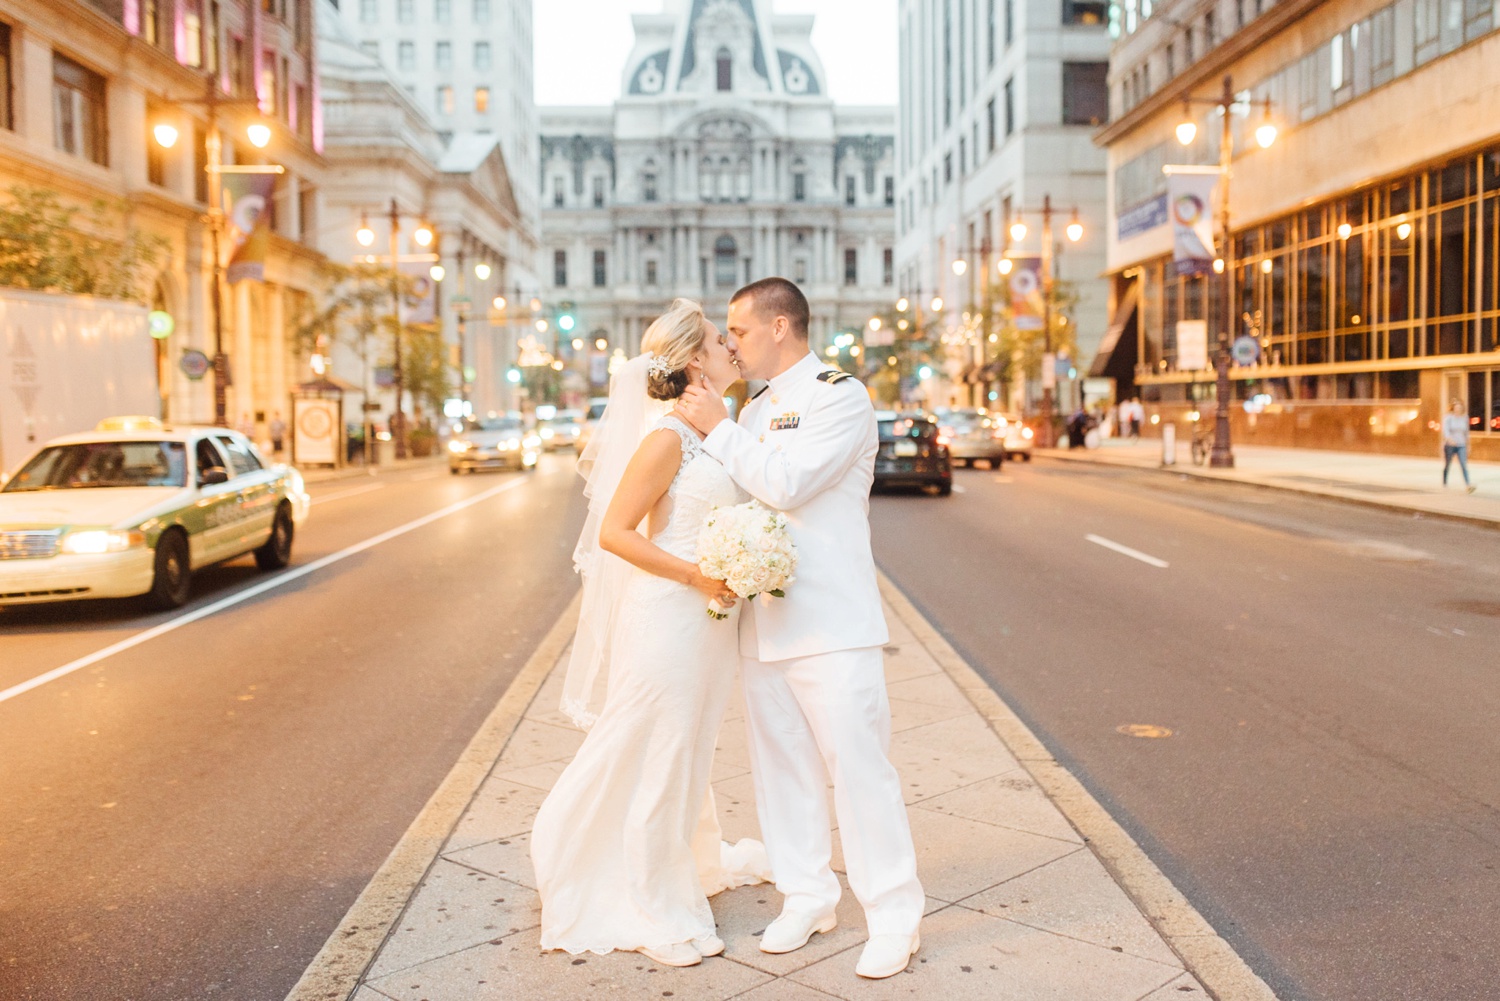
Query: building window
[[1165, 42, 1175, 78], [435, 0, 451, 21], [554, 249, 567, 287], [844, 248, 858, 286], [474, 86, 489, 113], [436, 41, 452, 70], [645, 259, 658, 285], [474, 40, 491, 70], [883, 248, 894, 286], [793, 172, 806, 201], [593, 250, 607, 287], [361, 40, 380, 59], [884, 176, 895, 206], [714, 235, 737, 287], [959, 136, 967, 175], [1004, 77, 1015, 135], [397, 41, 414, 69], [553, 176, 564, 206], [436, 84, 454, 115], [473, 0, 489, 22], [1062, 62, 1109, 126], [716, 47, 732, 91], [794, 258, 808, 282], [987, 0, 996, 66], [397, 0, 413, 23], [943, 152, 953, 183], [1004, 0, 1014, 45], [145, 113, 166, 186], [53, 54, 107, 166], [592, 176, 605, 207], [1063, 0, 1107, 25], [986, 98, 996, 151], [0, 23, 12, 131], [360, 0, 377, 21], [845, 176, 856, 206], [643, 173, 658, 201]]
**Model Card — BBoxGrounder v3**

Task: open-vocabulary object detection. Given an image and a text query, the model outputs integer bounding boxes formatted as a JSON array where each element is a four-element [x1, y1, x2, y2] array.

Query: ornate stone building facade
[[538, 0, 896, 361]]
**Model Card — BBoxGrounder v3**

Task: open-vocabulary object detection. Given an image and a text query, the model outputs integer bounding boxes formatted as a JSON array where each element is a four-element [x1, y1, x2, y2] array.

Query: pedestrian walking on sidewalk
[[269, 411, 287, 455], [1441, 399, 1476, 493]]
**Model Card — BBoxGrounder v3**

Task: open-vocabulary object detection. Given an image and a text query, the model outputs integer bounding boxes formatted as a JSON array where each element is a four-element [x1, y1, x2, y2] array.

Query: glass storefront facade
[[1130, 140, 1500, 455]]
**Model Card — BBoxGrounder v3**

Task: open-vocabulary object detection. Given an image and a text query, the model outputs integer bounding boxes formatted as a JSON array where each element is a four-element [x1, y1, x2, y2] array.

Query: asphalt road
[[0, 456, 585, 1001], [871, 459, 1500, 1001]]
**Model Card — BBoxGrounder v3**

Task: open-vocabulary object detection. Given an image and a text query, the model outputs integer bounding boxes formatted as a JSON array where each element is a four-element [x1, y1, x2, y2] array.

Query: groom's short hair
[[731, 277, 810, 341]]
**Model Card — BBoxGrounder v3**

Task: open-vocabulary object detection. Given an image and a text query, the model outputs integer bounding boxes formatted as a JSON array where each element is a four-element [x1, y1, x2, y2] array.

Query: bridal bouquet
[[696, 501, 799, 621]]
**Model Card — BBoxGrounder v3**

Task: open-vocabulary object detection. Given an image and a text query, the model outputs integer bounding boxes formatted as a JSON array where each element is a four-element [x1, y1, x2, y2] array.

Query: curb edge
[[877, 571, 1280, 1001], [282, 589, 582, 1001]]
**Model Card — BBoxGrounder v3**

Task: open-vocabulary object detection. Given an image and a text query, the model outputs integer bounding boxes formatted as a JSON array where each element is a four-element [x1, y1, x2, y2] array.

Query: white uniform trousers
[[741, 646, 924, 937]]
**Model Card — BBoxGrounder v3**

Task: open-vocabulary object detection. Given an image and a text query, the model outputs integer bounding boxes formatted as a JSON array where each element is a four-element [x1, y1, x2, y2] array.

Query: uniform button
[[758, 435, 765, 443], [775, 444, 783, 452], [771, 396, 779, 405]]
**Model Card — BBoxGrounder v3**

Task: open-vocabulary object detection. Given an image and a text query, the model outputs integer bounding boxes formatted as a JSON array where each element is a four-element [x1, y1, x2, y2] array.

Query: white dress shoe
[[692, 933, 725, 957], [855, 933, 920, 979], [759, 910, 837, 954], [637, 942, 702, 967]]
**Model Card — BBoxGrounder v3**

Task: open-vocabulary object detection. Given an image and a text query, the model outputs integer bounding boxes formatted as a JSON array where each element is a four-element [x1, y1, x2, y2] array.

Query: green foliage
[[0, 186, 168, 303], [400, 322, 453, 417], [978, 274, 1080, 387]]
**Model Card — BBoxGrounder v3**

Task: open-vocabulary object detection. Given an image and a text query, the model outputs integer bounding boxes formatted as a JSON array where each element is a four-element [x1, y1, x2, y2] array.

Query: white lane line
[[0, 477, 528, 708], [310, 482, 385, 505], [991, 475, 1014, 484], [1085, 533, 1170, 569]]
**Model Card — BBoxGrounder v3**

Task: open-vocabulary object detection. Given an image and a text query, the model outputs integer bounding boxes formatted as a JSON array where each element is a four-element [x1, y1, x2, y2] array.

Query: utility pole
[[387, 198, 408, 459]]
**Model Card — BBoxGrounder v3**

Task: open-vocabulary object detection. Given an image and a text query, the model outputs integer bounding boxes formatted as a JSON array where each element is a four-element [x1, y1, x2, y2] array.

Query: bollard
[[1161, 423, 1176, 466]]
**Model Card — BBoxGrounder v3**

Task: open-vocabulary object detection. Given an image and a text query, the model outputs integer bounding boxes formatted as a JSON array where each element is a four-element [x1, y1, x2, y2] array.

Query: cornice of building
[[1094, 0, 1329, 147]]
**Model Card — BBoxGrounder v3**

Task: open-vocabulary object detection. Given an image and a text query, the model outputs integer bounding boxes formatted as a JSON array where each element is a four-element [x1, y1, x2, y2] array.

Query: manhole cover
[[1116, 724, 1174, 738]]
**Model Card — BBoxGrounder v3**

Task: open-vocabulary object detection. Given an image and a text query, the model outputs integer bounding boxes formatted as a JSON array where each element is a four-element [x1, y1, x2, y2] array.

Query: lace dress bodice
[[648, 415, 745, 562]]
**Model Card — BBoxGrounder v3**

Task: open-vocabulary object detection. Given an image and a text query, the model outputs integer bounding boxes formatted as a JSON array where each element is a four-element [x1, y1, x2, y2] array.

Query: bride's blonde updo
[[640, 298, 711, 400]]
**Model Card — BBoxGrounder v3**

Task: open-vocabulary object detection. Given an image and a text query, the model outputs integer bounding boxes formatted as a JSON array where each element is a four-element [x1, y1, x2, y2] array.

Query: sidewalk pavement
[[1044, 437, 1500, 527], [287, 578, 1277, 1001]]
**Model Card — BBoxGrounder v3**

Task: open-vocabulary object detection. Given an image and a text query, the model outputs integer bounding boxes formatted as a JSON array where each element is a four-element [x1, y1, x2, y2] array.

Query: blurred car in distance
[[448, 416, 540, 474], [997, 413, 1034, 460], [935, 408, 1006, 469], [873, 412, 951, 496], [0, 416, 309, 609], [575, 397, 609, 455], [537, 410, 584, 452]]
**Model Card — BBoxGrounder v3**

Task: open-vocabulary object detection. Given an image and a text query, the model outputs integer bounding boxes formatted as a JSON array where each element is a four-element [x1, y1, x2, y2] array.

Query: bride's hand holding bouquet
[[696, 501, 799, 620]]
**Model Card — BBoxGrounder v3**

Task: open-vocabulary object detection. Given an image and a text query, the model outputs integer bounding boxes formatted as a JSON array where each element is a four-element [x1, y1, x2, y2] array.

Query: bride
[[531, 298, 770, 967]]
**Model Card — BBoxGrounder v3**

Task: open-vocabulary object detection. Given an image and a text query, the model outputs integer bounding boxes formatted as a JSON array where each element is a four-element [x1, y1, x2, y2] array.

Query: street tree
[[0, 186, 167, 302]]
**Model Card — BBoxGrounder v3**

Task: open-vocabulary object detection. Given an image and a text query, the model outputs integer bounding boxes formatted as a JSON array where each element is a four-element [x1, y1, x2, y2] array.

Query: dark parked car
[[873, 413, 952, 495]]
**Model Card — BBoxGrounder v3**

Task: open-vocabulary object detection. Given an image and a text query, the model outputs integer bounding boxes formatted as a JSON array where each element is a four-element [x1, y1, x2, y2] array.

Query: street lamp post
[[1006, 195, 1084, 447], [1176, 74, 1278, 468], [154, 75, 280, 427], [356, 204, 435, 459]]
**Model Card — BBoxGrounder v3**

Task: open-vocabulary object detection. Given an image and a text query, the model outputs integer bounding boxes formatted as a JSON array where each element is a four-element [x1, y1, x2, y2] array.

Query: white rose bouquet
[[696, 500, 799, 621]]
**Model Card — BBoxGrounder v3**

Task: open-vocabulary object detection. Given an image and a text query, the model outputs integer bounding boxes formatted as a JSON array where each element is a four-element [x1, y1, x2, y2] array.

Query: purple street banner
[[1008, 256, 1044, 331], [223, 173, 276, 284], [1167, 169, 1219, 277]]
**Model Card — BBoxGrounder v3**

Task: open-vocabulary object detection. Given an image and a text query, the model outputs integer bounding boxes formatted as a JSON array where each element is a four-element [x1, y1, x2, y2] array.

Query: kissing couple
[[529, 278, 924, 979]]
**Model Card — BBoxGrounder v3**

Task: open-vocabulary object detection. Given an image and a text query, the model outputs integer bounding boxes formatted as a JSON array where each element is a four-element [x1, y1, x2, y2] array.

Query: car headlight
[[1022, 427, 1034, 439], [60, 529, 146, 555], [523, 435, 542, 449], [449, 439, 473, 453], [503, 438, 519, 451], [540, 428, 554, 439]]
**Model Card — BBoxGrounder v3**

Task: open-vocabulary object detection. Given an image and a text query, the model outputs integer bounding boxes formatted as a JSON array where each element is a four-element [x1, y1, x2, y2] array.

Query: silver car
[[935, 409, 1007, 469], [448, 418, 540, 474]]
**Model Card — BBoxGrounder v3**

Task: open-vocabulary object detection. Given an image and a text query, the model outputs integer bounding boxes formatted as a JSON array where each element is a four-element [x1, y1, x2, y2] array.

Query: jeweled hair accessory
[[646, 354, 674, 380]]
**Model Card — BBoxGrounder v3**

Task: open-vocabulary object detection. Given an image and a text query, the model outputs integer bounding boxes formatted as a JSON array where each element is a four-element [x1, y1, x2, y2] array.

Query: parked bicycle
[[1190, 421, 1215, 466]]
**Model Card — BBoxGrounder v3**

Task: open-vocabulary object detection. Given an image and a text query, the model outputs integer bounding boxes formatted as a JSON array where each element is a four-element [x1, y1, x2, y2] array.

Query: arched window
[[717, 156, 733, 201], [716, 48, 732, 91], [700, 157, 715, 200], [714, 235, 737, 287], [736, 158, 751, 201]]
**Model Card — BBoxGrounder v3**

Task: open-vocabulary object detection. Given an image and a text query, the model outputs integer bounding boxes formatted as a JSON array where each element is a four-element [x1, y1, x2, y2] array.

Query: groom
[[679, 277, 924, 979]]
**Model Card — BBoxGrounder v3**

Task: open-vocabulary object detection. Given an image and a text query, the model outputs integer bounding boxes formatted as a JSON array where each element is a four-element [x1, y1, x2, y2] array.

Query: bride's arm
[[599, 428, 738, 607]]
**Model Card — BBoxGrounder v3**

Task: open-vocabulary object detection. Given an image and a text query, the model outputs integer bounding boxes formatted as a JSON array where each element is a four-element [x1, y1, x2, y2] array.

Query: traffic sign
[[1231, 335, 1260, 366]]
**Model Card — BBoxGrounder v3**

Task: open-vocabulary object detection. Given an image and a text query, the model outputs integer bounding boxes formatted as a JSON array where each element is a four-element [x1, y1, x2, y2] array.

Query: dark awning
[[1089, 282, 1140, 378]]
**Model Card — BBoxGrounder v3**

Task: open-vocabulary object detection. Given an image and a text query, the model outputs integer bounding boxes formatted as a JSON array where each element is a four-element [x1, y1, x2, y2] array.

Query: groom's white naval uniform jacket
[[702, 351, 923, 939], [703, 351, 889, 663]]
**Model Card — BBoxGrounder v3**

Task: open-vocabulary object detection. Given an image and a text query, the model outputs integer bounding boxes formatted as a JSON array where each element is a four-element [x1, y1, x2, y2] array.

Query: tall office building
[[1097, 0, 1500, 458], [895, 0, 1111, 410], [335, 0, 538, 232]]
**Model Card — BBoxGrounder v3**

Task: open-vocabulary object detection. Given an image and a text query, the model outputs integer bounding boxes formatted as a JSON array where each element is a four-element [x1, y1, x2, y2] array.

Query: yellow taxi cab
[[0, 417, 311, 610]]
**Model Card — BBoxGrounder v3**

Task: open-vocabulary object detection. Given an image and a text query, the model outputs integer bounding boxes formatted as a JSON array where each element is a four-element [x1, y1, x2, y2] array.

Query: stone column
[[109, 80, 149, 190]]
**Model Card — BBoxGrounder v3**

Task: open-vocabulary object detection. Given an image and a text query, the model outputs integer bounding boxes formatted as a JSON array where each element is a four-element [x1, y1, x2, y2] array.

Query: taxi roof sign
[[96, 416, 166, 432]]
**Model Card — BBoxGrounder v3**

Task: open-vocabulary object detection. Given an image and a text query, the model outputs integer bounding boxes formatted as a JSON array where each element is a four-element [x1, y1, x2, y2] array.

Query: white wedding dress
[[532, 416, 771, 955]]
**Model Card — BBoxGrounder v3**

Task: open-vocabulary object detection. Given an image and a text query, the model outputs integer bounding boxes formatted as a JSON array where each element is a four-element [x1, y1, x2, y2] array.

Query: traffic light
[[557, 311, 577, 333]]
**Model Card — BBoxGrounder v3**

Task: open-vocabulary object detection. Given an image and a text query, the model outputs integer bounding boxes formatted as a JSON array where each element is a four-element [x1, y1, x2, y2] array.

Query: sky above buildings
[[535, 0, 898, 106]]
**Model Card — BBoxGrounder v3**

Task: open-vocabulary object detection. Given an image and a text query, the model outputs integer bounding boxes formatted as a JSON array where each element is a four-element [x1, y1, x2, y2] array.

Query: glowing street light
[[951, 259, 968, 276], [930, 296, 944, 312], [474, 262, 491, 280], [356, 214, 375, 247], [868, 317, 882, 332], [152, 123, 179, 148], [997, 257, 1014, 275], [246, 122, 272, 148], [413, 224, 434, 247], [492, 295, 507, 310], [1009, 218, 1028, 242], [429, 264, 446, 282], [1066, 212, 1084, 242]]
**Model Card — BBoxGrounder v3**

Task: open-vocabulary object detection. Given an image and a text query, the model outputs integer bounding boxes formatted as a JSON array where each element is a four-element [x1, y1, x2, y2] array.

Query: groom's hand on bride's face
[[680, 384, 730, 434]]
